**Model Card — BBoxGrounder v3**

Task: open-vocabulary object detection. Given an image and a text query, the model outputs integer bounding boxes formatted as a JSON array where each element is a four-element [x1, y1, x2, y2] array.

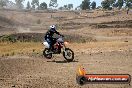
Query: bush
[[5, 53, 9, 56], [11, 52, 15, 56], [0, 33, 97, 43], [0, 35, 17, 43]]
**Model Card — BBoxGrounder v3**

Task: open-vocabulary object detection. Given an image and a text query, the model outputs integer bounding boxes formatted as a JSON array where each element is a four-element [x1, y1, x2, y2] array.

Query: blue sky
[[10, 0, 101, 8]]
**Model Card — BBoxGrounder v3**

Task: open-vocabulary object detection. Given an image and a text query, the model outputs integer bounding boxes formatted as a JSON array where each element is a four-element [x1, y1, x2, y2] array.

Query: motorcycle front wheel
[[43, 48, 52, 59], [63, 48, 74, 62]]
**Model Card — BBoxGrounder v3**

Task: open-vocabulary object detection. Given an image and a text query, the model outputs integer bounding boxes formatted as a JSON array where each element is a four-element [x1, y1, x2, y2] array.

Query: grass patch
[[0, 42, 43, 57], [0, 41, 131, 57]]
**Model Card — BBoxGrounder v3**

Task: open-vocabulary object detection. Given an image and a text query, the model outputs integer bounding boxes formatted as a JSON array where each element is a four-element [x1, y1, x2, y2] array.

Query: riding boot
[[49, 46, 53, 53]]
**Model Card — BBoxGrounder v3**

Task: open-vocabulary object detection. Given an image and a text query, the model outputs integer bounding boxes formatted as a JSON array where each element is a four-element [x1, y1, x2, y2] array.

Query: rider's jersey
[[45, 28, 60, 40]]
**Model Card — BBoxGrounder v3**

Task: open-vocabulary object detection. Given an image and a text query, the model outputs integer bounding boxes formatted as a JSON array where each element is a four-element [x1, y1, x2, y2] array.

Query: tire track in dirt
[[0, 49, 132, 88]]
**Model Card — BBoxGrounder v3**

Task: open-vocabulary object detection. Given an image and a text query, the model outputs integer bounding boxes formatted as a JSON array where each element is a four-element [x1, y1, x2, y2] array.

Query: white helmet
[[50, 25, 56, 29]]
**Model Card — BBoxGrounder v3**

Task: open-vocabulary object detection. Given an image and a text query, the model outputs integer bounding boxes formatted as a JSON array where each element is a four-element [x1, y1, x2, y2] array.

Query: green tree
[[91, 1, 96, 9], [64, 5, 68, 10], [113, 2, 119, 8], [75, 6, 81, 10], [68, 4, 73, 10], [101, 0, 110, 9], [31, 0, 39, 10], [81, 0, 91, 10], [117, 0, 124, 9], [26, 1, 31, 9], [124, 0, 132, 8], [49, 0, 58, 8], [101, 0, 117, 8], [58, 6, 63, 10], [40, 2, 47, 10], [109, 0, 116, 6], [0, 0, 8, 7], [15, 0, 25, 9]]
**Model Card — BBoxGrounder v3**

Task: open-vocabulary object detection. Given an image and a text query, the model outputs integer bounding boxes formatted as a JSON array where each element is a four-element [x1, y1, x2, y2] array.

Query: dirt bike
[[43, 37, 74, 62]]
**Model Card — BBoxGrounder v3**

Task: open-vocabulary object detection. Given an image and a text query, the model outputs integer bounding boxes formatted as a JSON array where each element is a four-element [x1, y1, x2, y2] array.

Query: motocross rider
[[44, 25, 64, 52]]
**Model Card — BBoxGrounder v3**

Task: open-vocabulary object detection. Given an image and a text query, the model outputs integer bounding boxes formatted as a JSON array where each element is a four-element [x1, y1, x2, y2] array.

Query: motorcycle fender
[[43, 42, 50, 48]]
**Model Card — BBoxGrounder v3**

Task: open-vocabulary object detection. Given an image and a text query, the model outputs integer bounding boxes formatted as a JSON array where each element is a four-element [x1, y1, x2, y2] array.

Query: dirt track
[[0, 44, 132, 88], [0, 9, 132, 88]]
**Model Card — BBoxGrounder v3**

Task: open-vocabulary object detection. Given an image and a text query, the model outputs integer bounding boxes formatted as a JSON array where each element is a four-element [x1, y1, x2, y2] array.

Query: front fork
[[62, 44, 67, 54]]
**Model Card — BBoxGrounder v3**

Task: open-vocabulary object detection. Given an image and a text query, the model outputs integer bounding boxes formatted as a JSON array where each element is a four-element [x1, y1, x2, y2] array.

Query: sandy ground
[[0, 9, 132, 88], [0, 41, 132, 88]]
